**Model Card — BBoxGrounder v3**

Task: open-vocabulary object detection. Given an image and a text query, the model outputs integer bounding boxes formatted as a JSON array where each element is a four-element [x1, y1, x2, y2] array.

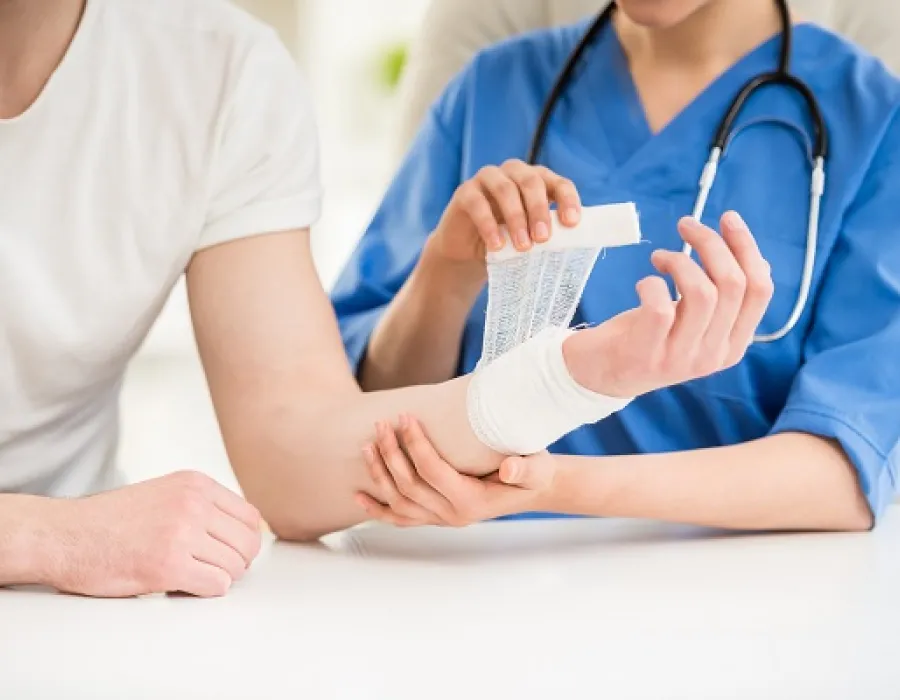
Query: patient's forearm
[[546, 433, 873, 532], [0, 494, 53, 587], [225, 376, 500, 541], [360, 248, 483, 390]]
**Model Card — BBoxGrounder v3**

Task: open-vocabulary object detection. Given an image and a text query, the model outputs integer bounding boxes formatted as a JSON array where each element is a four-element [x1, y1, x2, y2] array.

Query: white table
[[2, 511, 899, 700]]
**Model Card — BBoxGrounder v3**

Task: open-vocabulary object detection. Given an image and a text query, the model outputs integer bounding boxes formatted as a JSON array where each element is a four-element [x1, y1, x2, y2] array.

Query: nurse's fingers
[[476, 166, 531, 251], [502, 160, 581, 239], [456, 179, 503, 251], [633, 276, 676, 361], [502, 160, 552, 244], [651, 249, 717, 366], [533, 166, 582, 227], [720, 212, 775, 360], [363, 441, 438, 523], [677, 217, 746, 360], [399, 417, 471, 509], [373, 419, 456, 522], [355, 493, 421, 528]]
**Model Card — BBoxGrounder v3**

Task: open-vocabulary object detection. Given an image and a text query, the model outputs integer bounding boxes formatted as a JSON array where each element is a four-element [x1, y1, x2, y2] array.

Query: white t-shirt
[[0, 0, 321, 497]]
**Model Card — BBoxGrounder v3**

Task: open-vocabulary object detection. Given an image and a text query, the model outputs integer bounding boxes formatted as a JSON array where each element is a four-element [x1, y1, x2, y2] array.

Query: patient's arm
[[190, 213, 770, 541], [189, 230, 500, 541]]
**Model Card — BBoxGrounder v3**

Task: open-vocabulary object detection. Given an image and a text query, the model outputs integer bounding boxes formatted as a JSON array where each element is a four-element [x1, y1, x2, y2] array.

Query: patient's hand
[[565, 212, 774, 399], [42, 472, 262, 597]]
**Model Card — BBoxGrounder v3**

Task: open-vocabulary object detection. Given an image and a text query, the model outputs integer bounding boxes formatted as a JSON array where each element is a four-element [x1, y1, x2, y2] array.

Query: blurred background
[[122, 0, 431, 490]]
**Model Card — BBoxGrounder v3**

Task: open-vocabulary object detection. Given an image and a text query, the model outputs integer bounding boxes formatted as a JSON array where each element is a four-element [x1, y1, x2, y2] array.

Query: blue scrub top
[[332, 20, 900, 520]]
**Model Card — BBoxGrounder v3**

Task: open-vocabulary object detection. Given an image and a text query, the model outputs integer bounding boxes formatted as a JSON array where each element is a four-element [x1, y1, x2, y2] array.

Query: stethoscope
[[527, 0, 828, 342]]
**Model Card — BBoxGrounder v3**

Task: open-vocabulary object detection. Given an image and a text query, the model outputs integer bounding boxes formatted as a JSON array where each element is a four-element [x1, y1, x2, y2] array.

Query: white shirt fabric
[[0, 0, 321, 497]]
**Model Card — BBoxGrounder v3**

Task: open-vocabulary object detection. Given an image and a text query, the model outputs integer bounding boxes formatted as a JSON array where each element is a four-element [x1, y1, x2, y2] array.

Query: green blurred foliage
[[377, 42, 409, 91]]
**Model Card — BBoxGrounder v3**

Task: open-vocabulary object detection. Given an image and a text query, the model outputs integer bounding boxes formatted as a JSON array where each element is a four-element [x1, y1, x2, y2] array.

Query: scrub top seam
[[778, 405, 893, 464]]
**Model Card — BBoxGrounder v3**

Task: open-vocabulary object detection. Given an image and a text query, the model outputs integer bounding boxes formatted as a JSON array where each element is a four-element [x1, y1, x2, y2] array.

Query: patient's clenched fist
[[45, 471, 263, 598]]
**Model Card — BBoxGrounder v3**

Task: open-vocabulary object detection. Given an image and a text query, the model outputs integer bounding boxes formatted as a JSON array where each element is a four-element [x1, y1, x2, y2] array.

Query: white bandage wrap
[[480, 203, 642, 367], [467, 327, 633, 455], [468, 202, 642, 455]]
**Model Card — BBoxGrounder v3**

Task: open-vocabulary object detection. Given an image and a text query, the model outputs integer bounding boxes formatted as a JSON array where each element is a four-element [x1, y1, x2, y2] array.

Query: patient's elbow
[[839, 500, 875, 533], [264, 511, 331, 543], [827, 488, 874, 533]]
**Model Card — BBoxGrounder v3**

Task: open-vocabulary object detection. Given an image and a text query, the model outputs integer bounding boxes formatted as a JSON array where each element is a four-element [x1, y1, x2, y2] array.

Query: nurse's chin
[[615, 0, 713, 30]]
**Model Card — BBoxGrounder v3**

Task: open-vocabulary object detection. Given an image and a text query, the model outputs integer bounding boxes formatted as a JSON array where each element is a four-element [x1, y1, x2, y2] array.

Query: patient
[[0, 0, 768, 598]]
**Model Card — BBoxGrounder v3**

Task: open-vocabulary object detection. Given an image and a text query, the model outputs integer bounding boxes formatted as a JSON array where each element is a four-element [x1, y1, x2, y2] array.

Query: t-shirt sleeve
[[770, 108, 900, 521], [197, 30, 322, 251]]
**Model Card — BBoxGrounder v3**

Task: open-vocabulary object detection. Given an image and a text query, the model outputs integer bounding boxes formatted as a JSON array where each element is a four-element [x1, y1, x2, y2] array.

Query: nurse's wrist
[[537, 455, 615, 517], [419, 236, 487, 305]]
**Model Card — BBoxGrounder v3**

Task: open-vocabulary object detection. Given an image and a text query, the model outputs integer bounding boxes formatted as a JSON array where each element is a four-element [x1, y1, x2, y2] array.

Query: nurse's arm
[[188, 229, 503, 542], [542, 434, 873, 532], [360, 161, 580, 390]]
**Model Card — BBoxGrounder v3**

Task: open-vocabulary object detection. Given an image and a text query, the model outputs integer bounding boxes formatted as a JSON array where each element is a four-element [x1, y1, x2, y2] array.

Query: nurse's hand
[[425, 159, 582, 269], [41, 471, 263, 598], [565, 212, 774, 398], [355, 416, 556, 527]]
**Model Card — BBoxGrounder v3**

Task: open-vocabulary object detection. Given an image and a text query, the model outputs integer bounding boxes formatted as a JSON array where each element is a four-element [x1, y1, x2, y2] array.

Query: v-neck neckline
[[586, 20, 815, 177]]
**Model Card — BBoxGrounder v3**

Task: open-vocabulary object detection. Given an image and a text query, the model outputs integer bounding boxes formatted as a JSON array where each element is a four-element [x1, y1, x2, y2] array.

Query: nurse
[[332, 0, 900, 529]]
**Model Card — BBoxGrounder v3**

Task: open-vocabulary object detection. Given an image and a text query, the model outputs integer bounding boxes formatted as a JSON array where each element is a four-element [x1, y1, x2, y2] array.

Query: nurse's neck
[[614, 0, 788, 133], [0, 0, 86, 120], [615, 0, 786, 70]]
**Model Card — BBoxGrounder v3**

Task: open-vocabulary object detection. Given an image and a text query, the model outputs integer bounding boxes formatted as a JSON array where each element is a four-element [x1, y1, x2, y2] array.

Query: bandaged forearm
[[467, 203, 641, 455]]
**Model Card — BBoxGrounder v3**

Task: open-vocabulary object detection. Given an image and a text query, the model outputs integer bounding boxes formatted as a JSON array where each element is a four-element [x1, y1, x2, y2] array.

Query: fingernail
[[565, 208, 580, 225], [680, 216, 701, 230], [515, 229, 530, 249], [362, 445, 374, 462], [535, 221, 549, 242], [724, 211, 745, 230], [504, 460, 520, 483], [490, 233, 503, 250], [398, 414, 409, 430]]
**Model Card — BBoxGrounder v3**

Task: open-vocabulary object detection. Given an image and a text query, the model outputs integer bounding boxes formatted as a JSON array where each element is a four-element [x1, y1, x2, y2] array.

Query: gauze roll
[[468, 202, 642, 455], [467, 327, 633, 455]]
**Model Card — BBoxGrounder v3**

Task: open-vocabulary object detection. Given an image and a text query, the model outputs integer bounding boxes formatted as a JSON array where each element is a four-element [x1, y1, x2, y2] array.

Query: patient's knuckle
[[172, 470, 210, 493], [686, 280, 717, 308], [693, 353, 724, 377], [660, 354, 688, 379], [718, 269, 746, 298], [749, 265, 775, 298]]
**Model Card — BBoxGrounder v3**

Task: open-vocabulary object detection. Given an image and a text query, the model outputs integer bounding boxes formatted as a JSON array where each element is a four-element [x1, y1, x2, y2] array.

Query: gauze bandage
[[468, 203, 642, 455], [479, 203, 643, 367]]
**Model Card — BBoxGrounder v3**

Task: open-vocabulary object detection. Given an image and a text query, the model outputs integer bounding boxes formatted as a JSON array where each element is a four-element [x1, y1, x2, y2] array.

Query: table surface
[[3, 510, 899, 700]]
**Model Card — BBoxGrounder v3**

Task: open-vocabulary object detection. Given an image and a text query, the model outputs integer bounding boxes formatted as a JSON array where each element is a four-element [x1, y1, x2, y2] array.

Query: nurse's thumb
[[499, 455, 554, 491]]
